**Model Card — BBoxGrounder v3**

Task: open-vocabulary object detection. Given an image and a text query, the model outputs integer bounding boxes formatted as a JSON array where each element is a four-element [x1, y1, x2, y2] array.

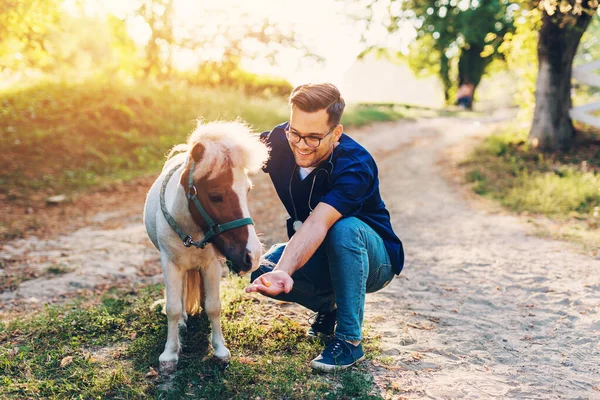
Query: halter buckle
[[183, 236, 193, 247]]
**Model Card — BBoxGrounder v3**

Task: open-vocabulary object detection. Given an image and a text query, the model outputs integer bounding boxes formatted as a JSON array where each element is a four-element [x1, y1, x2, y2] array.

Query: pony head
[[180, 120, 270, 274]]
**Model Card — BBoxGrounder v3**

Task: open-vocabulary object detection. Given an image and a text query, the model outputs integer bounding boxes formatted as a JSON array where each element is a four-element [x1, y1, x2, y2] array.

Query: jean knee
[[250, 265, 271, 282], [251, 243, 284, 282], [326, 217, 363, 250]]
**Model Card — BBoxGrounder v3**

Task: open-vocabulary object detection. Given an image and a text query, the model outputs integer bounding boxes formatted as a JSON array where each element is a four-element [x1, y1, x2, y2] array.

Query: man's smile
[[295, 148, 313, 157]]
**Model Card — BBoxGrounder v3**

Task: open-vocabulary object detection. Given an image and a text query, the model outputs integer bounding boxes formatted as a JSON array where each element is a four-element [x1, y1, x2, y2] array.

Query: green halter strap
[[160, 161, 254, 249]]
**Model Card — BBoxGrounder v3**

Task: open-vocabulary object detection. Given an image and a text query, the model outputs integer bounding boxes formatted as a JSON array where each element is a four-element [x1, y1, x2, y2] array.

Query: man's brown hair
[[289, 83, 345, 127]]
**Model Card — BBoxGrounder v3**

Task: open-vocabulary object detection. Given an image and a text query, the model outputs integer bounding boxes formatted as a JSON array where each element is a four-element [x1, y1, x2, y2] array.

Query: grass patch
[[0, 80, 289, 202], [45, 263, 72, 275], [0, 81, 404, 203], [342, 104, 405, 127], [461, 125, 600, 248], [0, 277, 383, 399]]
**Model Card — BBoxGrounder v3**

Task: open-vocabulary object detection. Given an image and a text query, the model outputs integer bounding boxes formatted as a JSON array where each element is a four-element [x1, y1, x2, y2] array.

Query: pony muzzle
[[228, 247, 256, 275]]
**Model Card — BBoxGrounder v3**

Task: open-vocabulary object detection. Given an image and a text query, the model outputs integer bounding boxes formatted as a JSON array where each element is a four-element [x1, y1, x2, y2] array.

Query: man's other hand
[[245, 270, 293, 296]]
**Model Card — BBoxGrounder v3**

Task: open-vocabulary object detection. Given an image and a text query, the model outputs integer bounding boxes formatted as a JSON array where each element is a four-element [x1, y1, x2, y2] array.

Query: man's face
[[288, 107, 342, 168]]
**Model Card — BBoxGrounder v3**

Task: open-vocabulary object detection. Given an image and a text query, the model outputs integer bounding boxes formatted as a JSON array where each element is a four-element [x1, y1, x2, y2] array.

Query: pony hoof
[[159, 360, 178, 375], [213, 349, 231, 364]]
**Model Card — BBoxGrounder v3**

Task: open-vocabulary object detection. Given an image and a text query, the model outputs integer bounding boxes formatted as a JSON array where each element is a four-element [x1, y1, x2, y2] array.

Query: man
[[456, 82, 474, 110], [245, 83, 404, 371]]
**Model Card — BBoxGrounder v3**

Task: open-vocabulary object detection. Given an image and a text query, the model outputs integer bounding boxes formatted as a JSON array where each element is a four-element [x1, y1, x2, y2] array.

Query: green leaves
[[356, 0, 517, 102], [0, 0, 62, 71]]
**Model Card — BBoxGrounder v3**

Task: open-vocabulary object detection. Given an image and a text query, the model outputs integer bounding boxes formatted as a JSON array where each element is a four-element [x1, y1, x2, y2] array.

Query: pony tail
[[185, 270, 203, 316], [166, 144, 189, 160]]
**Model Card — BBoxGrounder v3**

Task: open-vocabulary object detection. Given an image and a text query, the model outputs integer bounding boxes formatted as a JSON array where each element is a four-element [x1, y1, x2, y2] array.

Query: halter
[[160, 161, 254, 249]]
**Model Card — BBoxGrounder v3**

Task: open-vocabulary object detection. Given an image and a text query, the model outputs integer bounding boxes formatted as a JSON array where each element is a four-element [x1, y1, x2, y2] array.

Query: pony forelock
[[174, 120, 270, 179]]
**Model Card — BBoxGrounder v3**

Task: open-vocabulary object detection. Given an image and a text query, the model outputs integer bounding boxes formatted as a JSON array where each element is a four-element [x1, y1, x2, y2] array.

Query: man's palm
[[245, 270, 293, 296]]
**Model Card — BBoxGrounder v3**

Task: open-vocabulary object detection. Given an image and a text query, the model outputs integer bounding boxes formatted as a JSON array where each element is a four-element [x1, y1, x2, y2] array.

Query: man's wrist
[[273, 264, 293, 276]]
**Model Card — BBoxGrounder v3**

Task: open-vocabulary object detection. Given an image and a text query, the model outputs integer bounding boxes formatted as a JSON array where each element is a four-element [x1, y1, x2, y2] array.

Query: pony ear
[[191, 142, 205, 162]]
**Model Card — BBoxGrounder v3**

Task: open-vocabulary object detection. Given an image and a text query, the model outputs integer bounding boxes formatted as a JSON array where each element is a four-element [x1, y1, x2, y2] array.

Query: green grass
[[461, 126, 600, 247], [45, 263, 72, 275], [342, 105, 405, 126], [0, 81, 404, 202], [0, 277, 383, 399], [0, 80, 289, 202]]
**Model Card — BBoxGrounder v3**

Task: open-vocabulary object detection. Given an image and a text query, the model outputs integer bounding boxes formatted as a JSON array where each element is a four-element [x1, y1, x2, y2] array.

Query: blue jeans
[[251, 217, 395, 341]]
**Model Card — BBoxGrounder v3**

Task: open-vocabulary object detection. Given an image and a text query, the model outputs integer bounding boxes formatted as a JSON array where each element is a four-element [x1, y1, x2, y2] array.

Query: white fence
[[570, 60, 600, 129]]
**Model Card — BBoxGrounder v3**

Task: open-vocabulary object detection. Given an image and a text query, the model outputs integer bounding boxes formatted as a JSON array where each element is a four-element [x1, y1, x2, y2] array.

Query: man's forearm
[[274, 218, 328, 276]]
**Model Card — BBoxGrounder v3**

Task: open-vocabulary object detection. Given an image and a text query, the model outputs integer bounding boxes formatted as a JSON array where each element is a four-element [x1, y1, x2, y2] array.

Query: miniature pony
[[143, 120, 269, 372]]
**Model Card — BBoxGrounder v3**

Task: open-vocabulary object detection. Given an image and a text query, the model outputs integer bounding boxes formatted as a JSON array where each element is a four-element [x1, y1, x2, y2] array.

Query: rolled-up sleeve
[[320, 159, 375, 217]]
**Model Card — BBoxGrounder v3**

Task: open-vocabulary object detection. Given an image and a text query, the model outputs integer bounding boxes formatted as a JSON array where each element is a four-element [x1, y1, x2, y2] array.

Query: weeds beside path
[[456, 123, 600, 251]]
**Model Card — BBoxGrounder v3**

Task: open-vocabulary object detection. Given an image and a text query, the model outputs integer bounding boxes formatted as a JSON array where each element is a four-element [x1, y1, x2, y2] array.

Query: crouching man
[[245, 83, 404, 371]]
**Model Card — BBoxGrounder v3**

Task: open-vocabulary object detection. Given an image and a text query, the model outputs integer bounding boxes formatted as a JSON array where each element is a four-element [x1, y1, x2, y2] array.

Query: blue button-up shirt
[[261, 122, 404, 275]]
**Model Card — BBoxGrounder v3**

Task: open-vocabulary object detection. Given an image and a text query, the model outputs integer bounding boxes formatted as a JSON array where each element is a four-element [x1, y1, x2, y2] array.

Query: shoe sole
[[310, 355, 366, 372]]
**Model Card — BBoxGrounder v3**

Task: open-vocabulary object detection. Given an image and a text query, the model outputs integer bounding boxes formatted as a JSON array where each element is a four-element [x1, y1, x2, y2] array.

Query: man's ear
[[335, 124, 344, 140], [191, 142, 205, 162]]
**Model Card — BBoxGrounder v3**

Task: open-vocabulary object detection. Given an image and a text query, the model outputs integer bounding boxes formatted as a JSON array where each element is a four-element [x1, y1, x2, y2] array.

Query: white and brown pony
[[143, 120, 269, 372]]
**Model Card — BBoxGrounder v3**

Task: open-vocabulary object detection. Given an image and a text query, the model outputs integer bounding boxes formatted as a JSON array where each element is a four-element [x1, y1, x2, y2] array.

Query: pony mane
[[168, 120, 270, 178]]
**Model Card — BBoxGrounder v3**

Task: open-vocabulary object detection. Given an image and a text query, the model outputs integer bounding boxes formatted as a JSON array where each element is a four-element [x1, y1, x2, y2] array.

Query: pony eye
[[208, 193, 224, 203]]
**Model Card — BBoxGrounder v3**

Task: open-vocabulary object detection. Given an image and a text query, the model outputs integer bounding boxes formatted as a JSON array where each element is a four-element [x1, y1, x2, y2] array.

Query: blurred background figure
[[456, 82, 474, 110]]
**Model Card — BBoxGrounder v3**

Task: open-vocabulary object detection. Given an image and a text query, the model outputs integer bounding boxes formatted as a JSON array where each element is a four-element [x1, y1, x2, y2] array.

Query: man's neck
[[298, 166, 316, 180]]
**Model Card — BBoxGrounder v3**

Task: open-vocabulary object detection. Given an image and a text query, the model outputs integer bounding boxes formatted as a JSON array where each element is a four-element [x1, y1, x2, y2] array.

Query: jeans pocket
[[366, 263, 394, 293]]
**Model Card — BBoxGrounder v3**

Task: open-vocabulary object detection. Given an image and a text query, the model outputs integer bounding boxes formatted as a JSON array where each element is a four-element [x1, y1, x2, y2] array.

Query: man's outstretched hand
[[245, 270, 293, 296]]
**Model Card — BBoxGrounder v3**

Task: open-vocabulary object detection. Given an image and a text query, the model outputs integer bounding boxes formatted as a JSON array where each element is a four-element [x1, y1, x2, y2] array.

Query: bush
[[176, 62, 294, 98]]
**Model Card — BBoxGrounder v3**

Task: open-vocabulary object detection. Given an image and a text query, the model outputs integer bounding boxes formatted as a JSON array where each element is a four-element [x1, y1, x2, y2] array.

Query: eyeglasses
[[285, 125, 337, 148]]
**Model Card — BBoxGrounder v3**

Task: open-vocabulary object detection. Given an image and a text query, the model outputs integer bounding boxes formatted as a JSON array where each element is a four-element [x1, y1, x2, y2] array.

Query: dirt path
[[358, 113, 600, 399], [1, 112, 599, 399]]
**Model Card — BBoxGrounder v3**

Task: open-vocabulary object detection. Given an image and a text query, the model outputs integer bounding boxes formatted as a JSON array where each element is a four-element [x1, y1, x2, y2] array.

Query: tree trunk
[[458, 44, 489, 88], [439, 52, 452, 103], [529, 10, 594, 151]]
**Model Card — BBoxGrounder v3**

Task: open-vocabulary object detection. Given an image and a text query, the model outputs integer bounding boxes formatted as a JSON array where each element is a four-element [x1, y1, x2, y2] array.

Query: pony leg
[[201, 264, 230, 361], [180, 272, 188, 328], [159, 255, 185, 372]]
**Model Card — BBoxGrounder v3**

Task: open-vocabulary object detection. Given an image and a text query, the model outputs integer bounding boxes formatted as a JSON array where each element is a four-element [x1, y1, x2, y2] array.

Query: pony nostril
[[244, 249, 252, 270]]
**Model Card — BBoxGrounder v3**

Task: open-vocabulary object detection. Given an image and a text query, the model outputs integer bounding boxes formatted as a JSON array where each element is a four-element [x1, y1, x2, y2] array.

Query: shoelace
[[330, 342, 342, 356], [308, 312, 327, 326], [325, 339, 351, 358]]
